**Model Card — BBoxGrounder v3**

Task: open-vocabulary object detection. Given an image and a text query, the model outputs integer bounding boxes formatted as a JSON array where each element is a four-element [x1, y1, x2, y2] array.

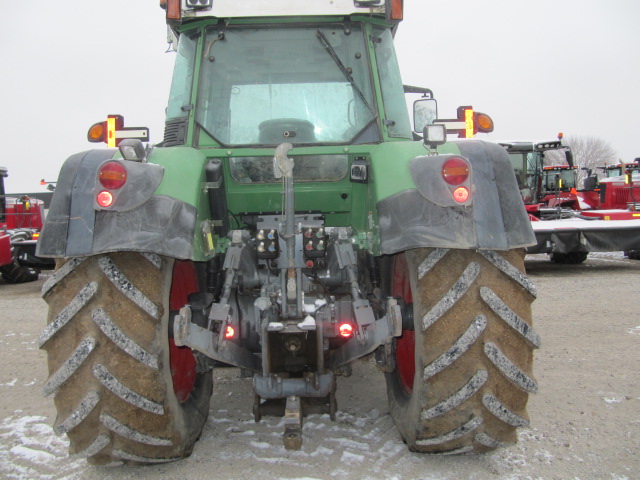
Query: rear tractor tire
[[40, 252, 213, 465], [385, 248, 539, 454]]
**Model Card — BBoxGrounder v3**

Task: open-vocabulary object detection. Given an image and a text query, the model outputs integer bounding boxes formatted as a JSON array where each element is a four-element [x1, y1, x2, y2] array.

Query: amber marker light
[[389, 0, 403, 20], [475, 113, 494, 133], [87, 122, 106, 143], [166, 0, 181, 19]]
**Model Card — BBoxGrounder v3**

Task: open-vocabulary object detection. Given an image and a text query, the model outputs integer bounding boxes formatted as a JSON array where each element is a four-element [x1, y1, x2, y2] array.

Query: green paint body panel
[[152, 147, 209, 205], [149, 147, 212, 261], [152, 15, 425, 259], [148, 139, 463, 260], [368, 141, 461, 203]]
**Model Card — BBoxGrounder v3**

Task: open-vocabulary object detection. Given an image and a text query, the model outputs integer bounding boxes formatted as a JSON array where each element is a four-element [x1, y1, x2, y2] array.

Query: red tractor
[[599, 161, 640, 180], [588, 160, 640, 213], [502, 141, 640, 263], [502, 139, 584, 218], [0, 166, 54, 283]]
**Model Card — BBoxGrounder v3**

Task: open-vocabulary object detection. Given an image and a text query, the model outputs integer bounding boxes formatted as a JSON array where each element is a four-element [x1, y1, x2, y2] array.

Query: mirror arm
[[403, 85, 433, 97]]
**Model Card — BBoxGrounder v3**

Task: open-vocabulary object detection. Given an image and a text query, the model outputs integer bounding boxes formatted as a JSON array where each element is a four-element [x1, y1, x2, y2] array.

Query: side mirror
[[565, 150, 574, 168], [413, 98, 438, 134]]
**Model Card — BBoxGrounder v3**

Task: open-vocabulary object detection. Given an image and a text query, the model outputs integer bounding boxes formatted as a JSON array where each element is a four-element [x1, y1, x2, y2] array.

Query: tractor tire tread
[[40, 252, 212, 465], [386, 248, 537, 454]]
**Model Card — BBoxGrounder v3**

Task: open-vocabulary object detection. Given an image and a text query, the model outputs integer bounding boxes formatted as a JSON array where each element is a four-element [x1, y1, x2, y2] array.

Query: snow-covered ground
[[1, 254, 639, 479]]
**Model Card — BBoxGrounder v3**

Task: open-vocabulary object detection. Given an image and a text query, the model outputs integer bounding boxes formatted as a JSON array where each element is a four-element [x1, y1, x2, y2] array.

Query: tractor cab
[[599, 162, 640, 179], [0, 166, 53, 283], [502, 139, 574, 205], [541, 165, 578, 195], [160, 0, 408, 150]]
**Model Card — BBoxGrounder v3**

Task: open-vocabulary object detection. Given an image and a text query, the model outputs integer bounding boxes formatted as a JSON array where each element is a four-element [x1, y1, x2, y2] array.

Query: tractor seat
[[258, 118, 316, 144]]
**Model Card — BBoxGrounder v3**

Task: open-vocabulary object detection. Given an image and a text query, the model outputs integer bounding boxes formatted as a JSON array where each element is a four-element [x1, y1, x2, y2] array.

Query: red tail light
[[339, 323, 354, 338], [452, 186, 470, 204], [224, 325, 236, 339], [99, 161, 127, 190], [96, 191, 114, 208], [442, 157, 470, 185]]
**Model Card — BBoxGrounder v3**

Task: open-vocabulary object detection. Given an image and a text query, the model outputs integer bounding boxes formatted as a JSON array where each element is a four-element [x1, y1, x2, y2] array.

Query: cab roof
[[162, 0, 399, 24], [182, 0, 384, 18]]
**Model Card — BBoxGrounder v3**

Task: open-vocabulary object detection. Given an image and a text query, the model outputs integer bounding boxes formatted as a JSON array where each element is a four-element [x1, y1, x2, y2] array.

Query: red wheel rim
[[392, 254, 415, 395], [169, 260, 199, 403]]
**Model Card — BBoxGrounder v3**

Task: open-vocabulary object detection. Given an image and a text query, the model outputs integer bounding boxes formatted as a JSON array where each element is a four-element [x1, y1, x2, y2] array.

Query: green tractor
[[38, 0, 538, 464]]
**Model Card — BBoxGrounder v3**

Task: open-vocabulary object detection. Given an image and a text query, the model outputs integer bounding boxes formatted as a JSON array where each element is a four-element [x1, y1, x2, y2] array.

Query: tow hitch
[[283, 396, 302, 450]]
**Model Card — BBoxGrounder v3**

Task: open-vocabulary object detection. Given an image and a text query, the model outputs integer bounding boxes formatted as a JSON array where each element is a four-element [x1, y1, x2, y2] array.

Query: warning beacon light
[[434, 106, 494, 139], [87, 115, 149, 148], [388, 0, 403, 20], [458, 106, 494, 139]]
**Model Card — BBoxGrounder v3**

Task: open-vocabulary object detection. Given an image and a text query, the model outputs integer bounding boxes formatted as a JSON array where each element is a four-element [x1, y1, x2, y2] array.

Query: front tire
[[385, 248, 539, 453], [624, 249, 640, 260], [550, 251, 588, 264], [40, 253, 213, 465], [0, 259, 39, 283]]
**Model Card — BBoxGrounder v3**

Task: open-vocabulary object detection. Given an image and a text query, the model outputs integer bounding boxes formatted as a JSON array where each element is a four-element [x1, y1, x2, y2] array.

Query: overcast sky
[[2, 0, 639, 192]]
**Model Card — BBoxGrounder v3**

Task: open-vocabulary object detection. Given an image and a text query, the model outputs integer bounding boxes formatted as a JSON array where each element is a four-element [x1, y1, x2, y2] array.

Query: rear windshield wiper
[[315, 30, 376, 119]]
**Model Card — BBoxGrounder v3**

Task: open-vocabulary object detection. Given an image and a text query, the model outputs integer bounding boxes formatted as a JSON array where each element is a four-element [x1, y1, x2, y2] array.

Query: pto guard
[[377, 140, 536, 254], [37, 149, 197, 260]]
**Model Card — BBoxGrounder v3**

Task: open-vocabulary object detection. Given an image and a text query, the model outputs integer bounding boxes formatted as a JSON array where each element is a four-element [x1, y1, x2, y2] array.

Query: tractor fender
[[377, 140, 536, 254], [37, 149, 197, 260]]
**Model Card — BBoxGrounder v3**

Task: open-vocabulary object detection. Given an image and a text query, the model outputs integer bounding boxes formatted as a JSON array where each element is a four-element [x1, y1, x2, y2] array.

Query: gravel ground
[[0, 252, 638, 480]]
